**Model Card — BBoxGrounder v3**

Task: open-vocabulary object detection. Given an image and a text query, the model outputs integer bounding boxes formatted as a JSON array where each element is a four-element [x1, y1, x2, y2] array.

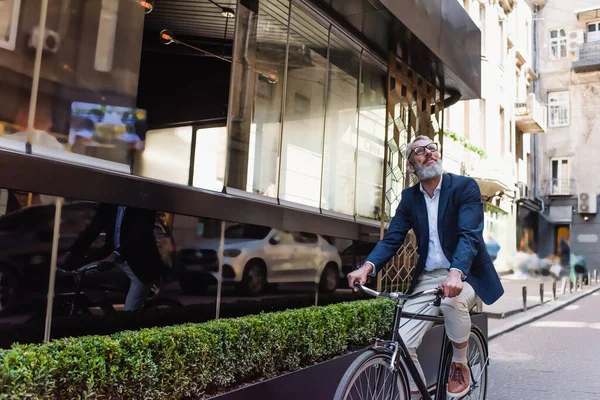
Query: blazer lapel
[[437, 173, 452, 242]]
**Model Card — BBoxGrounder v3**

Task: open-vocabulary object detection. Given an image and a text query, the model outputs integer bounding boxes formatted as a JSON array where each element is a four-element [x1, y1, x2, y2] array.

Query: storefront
[[0, 0, 481, 347]]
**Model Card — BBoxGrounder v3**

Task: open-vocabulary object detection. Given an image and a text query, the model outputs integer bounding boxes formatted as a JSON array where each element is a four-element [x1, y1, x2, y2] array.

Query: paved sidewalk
[[483, 275, 556, 318], [483, 274, 600, 340]]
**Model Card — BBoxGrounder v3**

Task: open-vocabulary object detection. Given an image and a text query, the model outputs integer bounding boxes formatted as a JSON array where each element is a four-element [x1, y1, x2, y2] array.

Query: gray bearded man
[[348, 135, 503, 399]]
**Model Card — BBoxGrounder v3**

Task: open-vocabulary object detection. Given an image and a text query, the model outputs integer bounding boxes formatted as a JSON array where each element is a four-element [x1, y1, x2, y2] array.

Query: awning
[[548, 205, 573, 223], [472, 177, 510, 199], [575, 6, 600, 21]]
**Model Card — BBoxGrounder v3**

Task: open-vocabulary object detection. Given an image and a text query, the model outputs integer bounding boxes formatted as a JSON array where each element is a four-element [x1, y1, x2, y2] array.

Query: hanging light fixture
[[140, 0, 154, 14], [207, 0, 235, 18], [220, 7, 235, 18]]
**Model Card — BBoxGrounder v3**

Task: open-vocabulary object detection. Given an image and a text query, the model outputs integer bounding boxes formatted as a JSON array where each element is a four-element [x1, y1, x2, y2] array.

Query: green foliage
[[443, 130, 487, 158], [0, 299, 394, 399]]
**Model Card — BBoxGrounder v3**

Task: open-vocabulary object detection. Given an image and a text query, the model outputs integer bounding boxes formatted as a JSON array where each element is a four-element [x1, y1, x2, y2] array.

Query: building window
[[476, 4, 486, 54], [548, 91, 569, 127], [551, 158, 570, 195], [587, 22, 600, 43], [549, 29, 567, 60]]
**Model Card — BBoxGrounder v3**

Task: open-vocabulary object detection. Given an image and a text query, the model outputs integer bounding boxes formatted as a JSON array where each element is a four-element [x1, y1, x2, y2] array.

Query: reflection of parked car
[[0, 202, 176, 316], [177, 224, 342, 296]]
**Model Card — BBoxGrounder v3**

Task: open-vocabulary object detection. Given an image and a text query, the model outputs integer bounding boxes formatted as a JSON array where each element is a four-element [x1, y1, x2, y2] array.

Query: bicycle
[[334, 282, 488, 400], [56, 263, 183, 316]]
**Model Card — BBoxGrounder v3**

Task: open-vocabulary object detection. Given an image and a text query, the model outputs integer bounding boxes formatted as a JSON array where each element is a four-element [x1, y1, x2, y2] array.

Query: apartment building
[[533, 0, 600, 271], [445, 0, 546, 272]]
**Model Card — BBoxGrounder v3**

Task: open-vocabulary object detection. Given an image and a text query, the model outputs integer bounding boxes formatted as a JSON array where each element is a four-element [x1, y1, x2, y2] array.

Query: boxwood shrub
[[0, 298, 394, 399]]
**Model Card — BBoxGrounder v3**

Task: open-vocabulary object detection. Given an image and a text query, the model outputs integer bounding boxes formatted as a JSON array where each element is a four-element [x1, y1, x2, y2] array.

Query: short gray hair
[[404, 135, 432, 159]]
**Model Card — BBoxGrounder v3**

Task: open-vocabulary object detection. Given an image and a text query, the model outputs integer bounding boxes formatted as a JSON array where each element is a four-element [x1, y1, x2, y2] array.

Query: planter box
[[211, 314, 487, 400]]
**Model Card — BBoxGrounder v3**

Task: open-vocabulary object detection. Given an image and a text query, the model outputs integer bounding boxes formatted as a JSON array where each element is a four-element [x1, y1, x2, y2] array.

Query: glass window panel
[[279, 5, 329, 207], [133, 126, 192, 185], [322, 32, 360, 215], [245, 0, 290, 198], [0, 1, 145, 171], [192, 126, 227, 192], [356, 55, 386, 220]]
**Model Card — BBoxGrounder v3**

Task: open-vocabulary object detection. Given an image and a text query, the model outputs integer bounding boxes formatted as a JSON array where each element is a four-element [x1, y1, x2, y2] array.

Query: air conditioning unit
[[516, 182, 529, 199], [27, 26, 61, 55], [578, 192, 597, 214], [569, 29, 585, 58]]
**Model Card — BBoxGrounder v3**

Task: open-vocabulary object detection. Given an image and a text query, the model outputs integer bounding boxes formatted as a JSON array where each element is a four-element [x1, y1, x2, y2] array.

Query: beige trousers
[[399, 268, 477, 392]]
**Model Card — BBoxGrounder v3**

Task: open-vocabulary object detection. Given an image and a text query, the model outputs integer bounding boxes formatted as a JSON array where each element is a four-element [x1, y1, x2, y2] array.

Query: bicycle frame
[[382, 298, 450, 400]]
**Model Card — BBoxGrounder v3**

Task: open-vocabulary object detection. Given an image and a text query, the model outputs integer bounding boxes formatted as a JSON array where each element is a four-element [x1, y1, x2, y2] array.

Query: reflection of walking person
[[59, 204, 164, 311]]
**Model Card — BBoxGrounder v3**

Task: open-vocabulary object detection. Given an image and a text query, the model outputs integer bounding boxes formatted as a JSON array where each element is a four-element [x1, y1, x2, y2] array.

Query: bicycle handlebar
[[56, 263, 100, 277], [353, 281, 442, 301]]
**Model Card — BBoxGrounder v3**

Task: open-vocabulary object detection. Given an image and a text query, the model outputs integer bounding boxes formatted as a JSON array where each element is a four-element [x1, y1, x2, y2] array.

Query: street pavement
[[487, 291, 600, 399], [483, 275, 572, 318]]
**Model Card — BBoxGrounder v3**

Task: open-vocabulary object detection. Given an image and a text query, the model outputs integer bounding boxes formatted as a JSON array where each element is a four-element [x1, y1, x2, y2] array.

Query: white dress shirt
[[420, 176, 451, 271], [365, 174, 466, 280]]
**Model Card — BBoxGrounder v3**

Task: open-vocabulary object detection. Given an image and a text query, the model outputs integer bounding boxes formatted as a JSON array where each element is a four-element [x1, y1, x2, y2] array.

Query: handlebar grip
[[353, 281, 361, 288]]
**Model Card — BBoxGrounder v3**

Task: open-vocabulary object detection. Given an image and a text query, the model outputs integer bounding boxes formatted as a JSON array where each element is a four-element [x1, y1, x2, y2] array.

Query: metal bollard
[[522, 286, 527, 312], [588, 272, 592, 287], [569, 278, 573, 294], [540, 283, 544, 304], [595, 269, 598, 284], [552, 280, 557, 300]]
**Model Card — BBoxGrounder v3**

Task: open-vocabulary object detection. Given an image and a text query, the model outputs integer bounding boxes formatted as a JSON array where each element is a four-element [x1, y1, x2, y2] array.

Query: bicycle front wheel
[[333, 348, 411, 400]]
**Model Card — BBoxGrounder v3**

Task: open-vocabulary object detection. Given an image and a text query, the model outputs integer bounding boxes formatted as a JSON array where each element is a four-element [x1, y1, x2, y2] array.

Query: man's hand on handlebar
[[439, 269, 464, 299], [98, 252, 119, 271], [347, 263, 373, 291]]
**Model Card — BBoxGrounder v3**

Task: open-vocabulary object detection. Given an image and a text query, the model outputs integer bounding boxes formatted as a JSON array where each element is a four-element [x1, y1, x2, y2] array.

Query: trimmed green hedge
[[0, 299, 394, 399]]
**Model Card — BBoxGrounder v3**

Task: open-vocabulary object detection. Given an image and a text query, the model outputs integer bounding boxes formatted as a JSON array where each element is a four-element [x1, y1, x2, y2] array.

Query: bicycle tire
[[333, 348, 411, 400], [439, 326, 488, 400]]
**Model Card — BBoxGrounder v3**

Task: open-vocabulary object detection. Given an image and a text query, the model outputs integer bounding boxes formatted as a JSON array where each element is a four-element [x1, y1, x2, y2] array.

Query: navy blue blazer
[[366, 173, 504, 305]]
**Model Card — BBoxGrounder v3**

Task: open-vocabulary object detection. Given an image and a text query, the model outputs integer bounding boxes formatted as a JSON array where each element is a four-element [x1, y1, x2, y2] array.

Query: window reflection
[[357, 56, 386, 220], [245, 0, 289, 198], [192, 126, 227, 192], [322, 32, 360, 215], [0, 0, 144, 170], [176, 220, 340, 296], [0, 185, 383, 349], [228, 1, 387, 219], [279, 5, 329, 208], [133, 126, 193, 185]]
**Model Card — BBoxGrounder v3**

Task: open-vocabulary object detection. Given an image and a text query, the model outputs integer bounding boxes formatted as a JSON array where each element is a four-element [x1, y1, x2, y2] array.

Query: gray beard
[[413, 159, 444, 181]]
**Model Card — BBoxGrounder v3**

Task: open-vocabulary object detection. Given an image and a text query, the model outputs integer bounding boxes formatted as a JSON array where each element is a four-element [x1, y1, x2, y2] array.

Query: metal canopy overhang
[[341, 0, 481, 100], [144, 0, 481, 100]]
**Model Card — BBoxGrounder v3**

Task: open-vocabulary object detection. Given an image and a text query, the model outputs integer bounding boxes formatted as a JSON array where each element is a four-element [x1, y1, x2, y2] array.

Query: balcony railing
[[515, 93, 547, 134], [573, 41, 600, 72], [550, 179, 571, 196]]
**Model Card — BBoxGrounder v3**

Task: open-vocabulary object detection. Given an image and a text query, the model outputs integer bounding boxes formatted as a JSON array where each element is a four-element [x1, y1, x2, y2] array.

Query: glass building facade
[[0, 0, 480, 347]]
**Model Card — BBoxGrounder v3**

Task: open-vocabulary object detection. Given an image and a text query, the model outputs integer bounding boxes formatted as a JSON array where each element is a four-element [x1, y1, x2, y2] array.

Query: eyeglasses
[[407, 142, 439, 159]]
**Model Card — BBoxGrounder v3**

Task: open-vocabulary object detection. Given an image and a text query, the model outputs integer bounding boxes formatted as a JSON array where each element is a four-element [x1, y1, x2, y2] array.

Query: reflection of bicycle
[[56, 263, 183, 316], [334, 283, 488, 400]]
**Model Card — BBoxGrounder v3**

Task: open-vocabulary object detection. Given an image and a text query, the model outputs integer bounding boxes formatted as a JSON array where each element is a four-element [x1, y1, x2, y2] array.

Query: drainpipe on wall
[[532, 4, 545, 215]]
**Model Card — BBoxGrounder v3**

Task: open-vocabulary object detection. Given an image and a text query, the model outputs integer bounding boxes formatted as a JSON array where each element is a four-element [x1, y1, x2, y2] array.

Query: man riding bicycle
[[348, 135, 504, 399]]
